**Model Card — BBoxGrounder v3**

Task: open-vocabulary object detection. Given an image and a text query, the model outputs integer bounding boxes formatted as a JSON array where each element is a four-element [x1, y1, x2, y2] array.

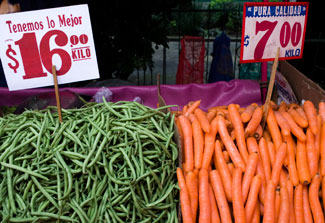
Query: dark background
[[1, 0, 324, 89]]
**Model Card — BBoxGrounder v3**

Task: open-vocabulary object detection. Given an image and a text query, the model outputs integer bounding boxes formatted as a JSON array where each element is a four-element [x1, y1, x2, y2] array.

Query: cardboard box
[[277, 60, 325, 107]]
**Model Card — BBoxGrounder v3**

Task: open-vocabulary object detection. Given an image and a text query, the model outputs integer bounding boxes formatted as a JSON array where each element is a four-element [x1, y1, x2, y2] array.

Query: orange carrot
[[195, 108, 211, 134], [322, 177, 325, 211], [189, 114, 204, 170], [209, 184, 220, 223], [262, 181, 276, 223], [277, 186, 290, 223], [288, 107, 308, 128], [246, 137, 259, 154], [275, 187, 281, 223], [242, 152, 259, 203], [245, 175, 262, 223], [293, 184, 304, 223], [223, 150, 230, 163], [309, 174, 325, 223], [319, 101, 325, 124], [259, 137, 272, 182], [288, 103, 299, 109], [304, 100, 319, 135], [182, 105, 188, 115], [306, 128, 319, 178], [217, 112, 246, 171], [214, 140, 232, 202], [247, 137, 267, 203], [274, 111, 291, 137], [209, 170, 232, 223], [185, 171, 198, 221], [179, 115, 194, 172], [280, 110, 306, 142], [286, 180, 295, 223], [260, 202, 264, 216], [279, 170, 288, 188], [227, 163, 235, 175], [232, 168, 246, 223], [185, 100, 201, 117], [199, 169, 210, 223], [263, 130, 272, 143], [267, 141, 276, 167], [271, 143, 287, 186], [296, 139, 311, 185], [302, 185, 313, 223], [266, 107, 283, 150], [278, 101, 287, 112], [230, 129, 236, 141], [193, 168, 199, 178], [241, 103, 258, 123], [253, 124, 263, 140], [245, 106, 263, 137], [201, 117, 218, 170], [251, 201, 261, 223], [228, 103, 249, 163], [283, 135, 299, 186], [208, 105, 228, 113], [206, 109, 217, 123], [296, 106, 308, 120], [320, 122, 325, 176], [314, 115, 322, 158], [176, 168, 194, 223]]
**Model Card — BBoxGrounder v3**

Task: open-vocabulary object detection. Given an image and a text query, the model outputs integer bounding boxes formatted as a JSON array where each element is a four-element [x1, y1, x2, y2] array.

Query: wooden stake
[[262, 47, 280, 129], [52, 65, 63, 123]]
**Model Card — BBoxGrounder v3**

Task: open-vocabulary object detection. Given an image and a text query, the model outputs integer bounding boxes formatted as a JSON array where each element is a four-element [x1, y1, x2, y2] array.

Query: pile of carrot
[[175, 100, 325, 223]]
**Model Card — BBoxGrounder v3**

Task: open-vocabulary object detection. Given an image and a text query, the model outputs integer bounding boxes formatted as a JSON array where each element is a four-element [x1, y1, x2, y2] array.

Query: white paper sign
[[240, 2, 309, 63], [0, 4, 100, 91]]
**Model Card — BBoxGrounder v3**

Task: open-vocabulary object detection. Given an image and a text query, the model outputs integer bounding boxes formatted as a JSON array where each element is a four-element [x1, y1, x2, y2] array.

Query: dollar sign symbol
[[6, 44, 19, 73]]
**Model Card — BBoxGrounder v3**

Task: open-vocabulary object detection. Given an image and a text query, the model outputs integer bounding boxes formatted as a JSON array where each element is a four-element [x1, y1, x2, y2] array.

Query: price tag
[[240, 2, 309, 63], [0, 4, 99, 91]]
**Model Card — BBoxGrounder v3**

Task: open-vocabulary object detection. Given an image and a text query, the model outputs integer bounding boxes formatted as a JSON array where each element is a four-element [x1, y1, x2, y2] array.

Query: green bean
[[80, 197, 94, 208], [118, 147, 136, 180], [7, 167, 17, 214], [82, 131, 102, 173], [108, 205, 124, 223], [70, 199, 89, 223], [8, 217, 47, 222], [38, 200, 50, 212], [88, 197, 98, 223], [1, 162, 48, 181], [0, 100, 178, 222], [102, 99, 126, 118], [55, 152, 72, 200], [31, 212, 78, 222], [87, 137, 108, 168], [31, 176, 58, 209]]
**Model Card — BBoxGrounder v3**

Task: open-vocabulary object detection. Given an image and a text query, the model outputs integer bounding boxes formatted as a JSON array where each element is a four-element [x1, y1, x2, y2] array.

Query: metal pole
[[234, 4, 240, 79], [206, 6, 211, 82], [163, 46, 166, 84]]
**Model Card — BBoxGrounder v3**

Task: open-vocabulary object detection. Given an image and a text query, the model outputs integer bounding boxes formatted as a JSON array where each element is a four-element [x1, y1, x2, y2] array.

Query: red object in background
[[176, 36, 205, 84]]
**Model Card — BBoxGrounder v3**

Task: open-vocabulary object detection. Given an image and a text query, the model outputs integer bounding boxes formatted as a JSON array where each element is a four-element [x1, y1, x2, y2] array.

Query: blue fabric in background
[[208, 32, 234, 83]]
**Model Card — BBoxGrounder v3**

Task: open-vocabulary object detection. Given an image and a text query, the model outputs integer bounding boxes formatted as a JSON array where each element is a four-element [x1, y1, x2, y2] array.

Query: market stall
[[1, 1, 325, 223]]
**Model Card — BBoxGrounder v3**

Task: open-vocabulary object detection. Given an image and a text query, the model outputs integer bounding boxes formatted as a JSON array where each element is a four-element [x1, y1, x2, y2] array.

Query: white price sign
[[0, 4, 100, 91], [240, 2, 309, 63]]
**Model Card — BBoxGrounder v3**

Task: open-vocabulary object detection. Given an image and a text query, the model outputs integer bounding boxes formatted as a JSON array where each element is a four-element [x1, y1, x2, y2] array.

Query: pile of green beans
[[0, 100, 179, 222]]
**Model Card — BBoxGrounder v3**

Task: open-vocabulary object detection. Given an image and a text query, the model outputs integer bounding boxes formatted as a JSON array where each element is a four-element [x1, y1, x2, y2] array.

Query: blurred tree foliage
[[64, 0, 183, 80]]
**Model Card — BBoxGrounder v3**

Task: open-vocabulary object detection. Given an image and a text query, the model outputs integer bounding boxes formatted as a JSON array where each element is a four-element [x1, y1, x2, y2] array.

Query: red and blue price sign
[[0, 4, 99, 91], [240, 2, 309, 63]]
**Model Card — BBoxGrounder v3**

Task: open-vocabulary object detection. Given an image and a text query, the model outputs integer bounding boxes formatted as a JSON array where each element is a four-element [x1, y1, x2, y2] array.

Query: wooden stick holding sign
[[262, 47, 280, 130], [52, 65, 63, 123]]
